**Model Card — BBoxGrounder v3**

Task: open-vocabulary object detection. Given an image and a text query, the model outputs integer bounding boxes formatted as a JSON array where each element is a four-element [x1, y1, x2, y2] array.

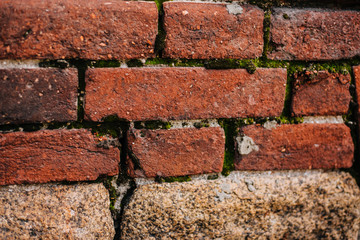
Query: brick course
[[291, 71, 351, 116], [269, 8, 360, 60], [235, 123, 354, 171], [85, 67, 286, 121], [0, 0, 158, 60], [0, 129, 120, 185], [0, 68, 78, 124], [163, 2, 264, 59], [127, 127, 225, 178]]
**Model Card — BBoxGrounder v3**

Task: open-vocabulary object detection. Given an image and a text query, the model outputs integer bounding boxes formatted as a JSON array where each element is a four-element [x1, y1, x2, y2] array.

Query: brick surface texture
[[291, 71, 351, 116], [235, 124, 354, 171], [163, 2, 264, 59], [0, 68, 78, 124], [0, 0, 158, 60], [127, 127, 225, 178], [0, 129, 120, 185], [85, 68, 286, 121], [354, 65, 360, 145], [269, 8, 360, 60]]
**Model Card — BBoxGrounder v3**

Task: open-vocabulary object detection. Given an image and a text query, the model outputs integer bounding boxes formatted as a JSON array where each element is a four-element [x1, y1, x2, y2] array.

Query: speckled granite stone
[[0, 183, 115, 239], [121, 171, 360, 239]]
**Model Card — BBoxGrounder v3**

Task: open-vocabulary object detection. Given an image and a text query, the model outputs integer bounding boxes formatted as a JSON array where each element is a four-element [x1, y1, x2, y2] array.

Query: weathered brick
[[354, 65, 360, 148], [291, 71, 351, 116], [0, 0, 157, 60], [0, 68, 77, 124], [0, 129, 120, 185], [163, 2, 264, 59], [234, 123, 353, 171], [127, 127, 225, 178], [85, 68, 286, 121], [269, 8, 360, 60]]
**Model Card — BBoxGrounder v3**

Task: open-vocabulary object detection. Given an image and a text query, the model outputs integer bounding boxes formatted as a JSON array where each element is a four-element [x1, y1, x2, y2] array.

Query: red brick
[[0, 129, 120, 185], [354, 65, 360, 146], [234, 124, 353, 171], [85, 68, 286, 121], [0, 68, 77, 124], [127, 127, 225, 178], [0, 0, 157, 60], [291, 71, 351, 116], [163, 2, 264, 59], [269, 8, 360, 60]]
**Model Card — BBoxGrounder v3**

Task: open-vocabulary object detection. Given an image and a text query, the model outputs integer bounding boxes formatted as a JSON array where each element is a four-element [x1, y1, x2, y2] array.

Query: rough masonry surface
[[0, 68, 77, 124], [85, 68, 286, 121], [269, 8, 360, 60], [127, 127, 225, 178], [235, 123, 354, 171], [0, 183, 115, 239], [163, 2, 264, 59], [291, 71, 351, 116], [121, 171, 360, 239], [0, 0, 158, 60], [0, 129, 120, 185]]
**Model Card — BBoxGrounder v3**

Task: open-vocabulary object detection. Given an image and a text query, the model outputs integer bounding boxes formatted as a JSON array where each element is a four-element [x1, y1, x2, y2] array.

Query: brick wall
[[1, 0, 360, 239]]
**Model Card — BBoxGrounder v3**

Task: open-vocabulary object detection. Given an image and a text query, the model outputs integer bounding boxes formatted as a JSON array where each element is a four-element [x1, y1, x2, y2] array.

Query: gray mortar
[[226, 3, 243, 15], [236, 135, 259, 155], [0, 60, 40, 69], [302, 116, 344, 124]]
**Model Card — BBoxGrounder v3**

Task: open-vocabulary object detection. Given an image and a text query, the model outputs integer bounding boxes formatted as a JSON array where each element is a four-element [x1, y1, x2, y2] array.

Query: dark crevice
[[154, 0, 167, 57], [116, 181, 136, 240]]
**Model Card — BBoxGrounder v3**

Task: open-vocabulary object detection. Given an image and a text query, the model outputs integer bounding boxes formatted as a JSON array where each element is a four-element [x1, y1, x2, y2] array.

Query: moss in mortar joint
[[155, 175, 192, 183], [218, 119, 236, 176], [134, 120, 172, 130]]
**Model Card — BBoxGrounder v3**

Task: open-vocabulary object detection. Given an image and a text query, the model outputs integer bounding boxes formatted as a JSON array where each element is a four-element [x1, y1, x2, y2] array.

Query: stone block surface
[[0, 183, 115, 239], [121, 171, 360, 239]]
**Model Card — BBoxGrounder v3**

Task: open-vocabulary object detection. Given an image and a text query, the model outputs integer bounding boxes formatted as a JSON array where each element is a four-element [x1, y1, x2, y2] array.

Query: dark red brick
[[127, 127, 225, 178], [84, 68, 286, 121], [0, 68, 77, 124], [269, 8, 360, 60], [0, 0, 157, 60], [163, 2, 264, 59], [234, 124, 353, 171], [354, 65, 360, 146], [291, 71, 351, 116], [0, 129, 120, 185]]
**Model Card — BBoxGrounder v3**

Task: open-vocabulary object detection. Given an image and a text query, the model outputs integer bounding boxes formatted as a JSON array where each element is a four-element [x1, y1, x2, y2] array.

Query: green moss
[[218, 119, 236, 176], [126, 59, 144, 67], [134, 120, 172, 130], [162, 175, 192, 183], [102, 177, 118, 212], [193, 120, 210, 129], [204, 59, 239, 69], [262, 10, 271, 58]]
